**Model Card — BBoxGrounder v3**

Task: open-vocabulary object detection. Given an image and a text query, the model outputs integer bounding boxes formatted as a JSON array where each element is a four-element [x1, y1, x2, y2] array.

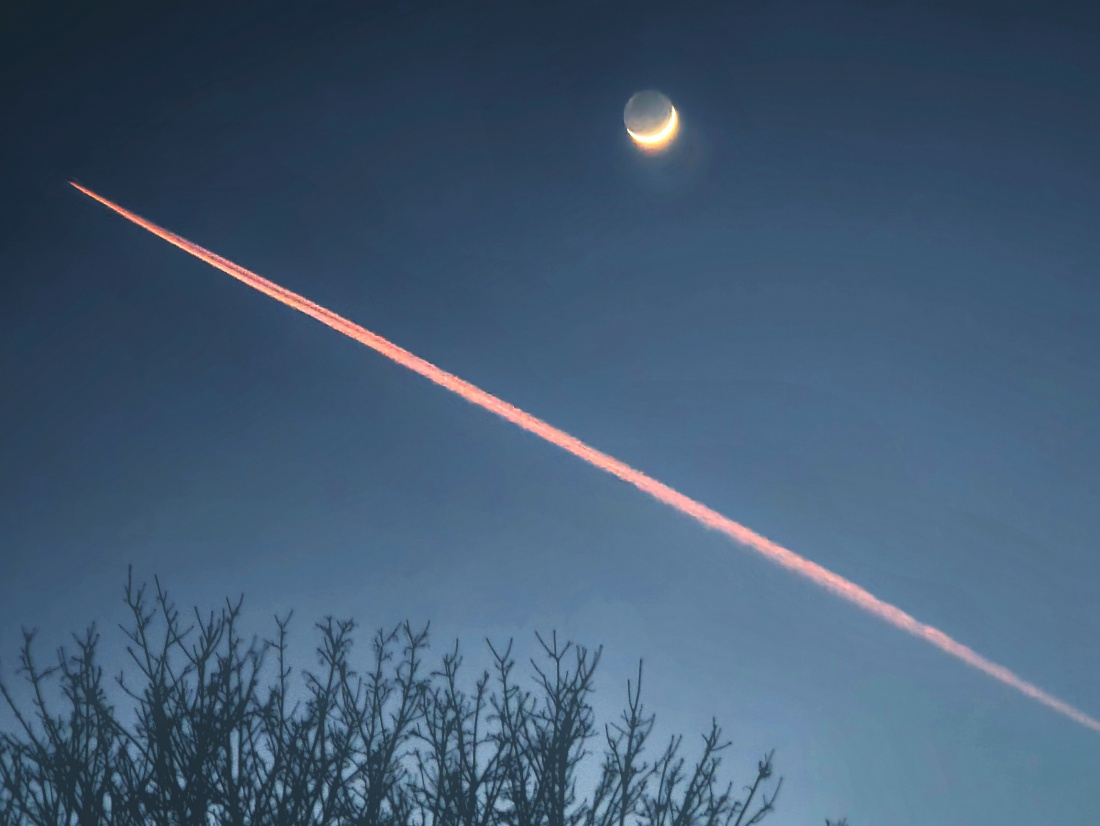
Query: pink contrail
[[70, 181, 1099, 735]]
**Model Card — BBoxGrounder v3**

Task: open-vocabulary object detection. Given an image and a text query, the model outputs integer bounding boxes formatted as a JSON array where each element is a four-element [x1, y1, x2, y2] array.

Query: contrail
[[70, 181, 1099, 735]]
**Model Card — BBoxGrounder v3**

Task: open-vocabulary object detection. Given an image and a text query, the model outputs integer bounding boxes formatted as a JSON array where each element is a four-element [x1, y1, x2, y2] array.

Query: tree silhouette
[[0, 569, 848, 825]]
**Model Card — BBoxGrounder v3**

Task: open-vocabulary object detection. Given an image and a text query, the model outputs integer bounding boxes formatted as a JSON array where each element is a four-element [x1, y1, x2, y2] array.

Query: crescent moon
[[627, 105, 680, 149]]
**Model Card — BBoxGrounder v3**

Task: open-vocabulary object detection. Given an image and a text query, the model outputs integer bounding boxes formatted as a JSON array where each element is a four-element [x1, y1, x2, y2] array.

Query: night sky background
[[3, 1, 1099, 822]]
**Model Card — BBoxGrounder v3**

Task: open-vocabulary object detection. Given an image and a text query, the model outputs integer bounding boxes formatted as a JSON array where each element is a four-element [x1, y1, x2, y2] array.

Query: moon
[[624, 90, 679, 152]]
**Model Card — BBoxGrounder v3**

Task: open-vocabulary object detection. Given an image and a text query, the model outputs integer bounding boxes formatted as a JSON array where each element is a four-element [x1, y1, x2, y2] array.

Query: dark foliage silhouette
[[0, 570, 847, 825]]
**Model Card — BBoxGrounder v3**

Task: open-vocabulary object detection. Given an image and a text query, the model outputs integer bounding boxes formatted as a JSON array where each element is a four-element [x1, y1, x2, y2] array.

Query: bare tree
[[0, 569, 847, 826]]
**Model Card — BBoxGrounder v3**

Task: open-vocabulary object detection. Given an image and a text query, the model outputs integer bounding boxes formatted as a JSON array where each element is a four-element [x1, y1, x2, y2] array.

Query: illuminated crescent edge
[[626, 105, 679, 146]]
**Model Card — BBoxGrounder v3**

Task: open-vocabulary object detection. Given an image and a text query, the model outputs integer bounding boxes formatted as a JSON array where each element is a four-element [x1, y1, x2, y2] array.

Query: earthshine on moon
[[624, 90, 679, 151]]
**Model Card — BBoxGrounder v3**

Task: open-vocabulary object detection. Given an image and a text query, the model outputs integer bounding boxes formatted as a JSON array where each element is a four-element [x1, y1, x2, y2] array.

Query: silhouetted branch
[[0, 572, 847, 826]]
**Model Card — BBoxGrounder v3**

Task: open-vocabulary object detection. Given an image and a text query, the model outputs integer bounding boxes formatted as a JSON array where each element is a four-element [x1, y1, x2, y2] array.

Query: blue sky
[[2, 1, 1099, 822]]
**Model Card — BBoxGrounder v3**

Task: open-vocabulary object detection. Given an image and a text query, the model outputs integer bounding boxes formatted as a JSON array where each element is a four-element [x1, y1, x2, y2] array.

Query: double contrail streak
[[71, 181, 1099, 735]]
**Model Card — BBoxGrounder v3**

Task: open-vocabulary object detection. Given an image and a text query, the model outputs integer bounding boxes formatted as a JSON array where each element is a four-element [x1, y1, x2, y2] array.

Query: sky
[[2, 0, 1099, 822]]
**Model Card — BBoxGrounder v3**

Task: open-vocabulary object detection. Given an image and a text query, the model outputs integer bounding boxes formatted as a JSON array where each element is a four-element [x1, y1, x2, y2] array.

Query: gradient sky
[[2, 1, 1099, 822]]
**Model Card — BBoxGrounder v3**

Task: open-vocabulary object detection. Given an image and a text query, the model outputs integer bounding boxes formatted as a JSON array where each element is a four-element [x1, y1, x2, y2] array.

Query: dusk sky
[[2, 1, 1099, 822]]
